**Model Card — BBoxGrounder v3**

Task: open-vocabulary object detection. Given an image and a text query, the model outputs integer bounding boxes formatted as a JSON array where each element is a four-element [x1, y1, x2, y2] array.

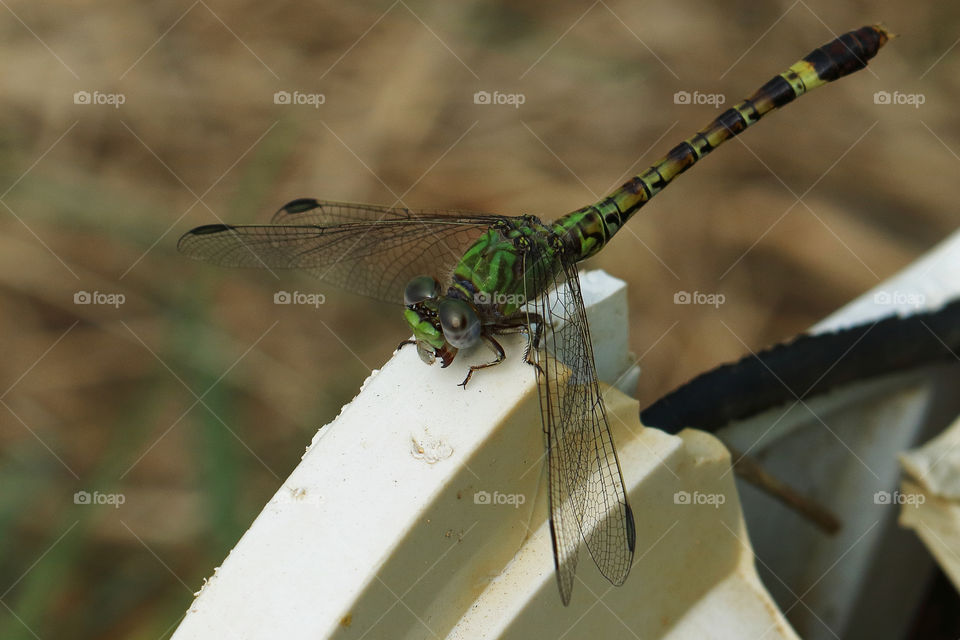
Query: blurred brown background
[[1, 1, 958, 637]]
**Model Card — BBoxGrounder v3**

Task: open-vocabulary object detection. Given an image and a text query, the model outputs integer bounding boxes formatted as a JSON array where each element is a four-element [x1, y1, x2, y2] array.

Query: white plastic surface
[[172, 270, 795, 639], [176, 330, 545, 638], [446, 391, 797, 640]]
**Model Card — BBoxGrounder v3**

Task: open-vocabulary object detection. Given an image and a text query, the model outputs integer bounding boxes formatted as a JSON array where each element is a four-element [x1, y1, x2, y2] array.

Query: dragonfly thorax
[[403, 275, 481, 367]]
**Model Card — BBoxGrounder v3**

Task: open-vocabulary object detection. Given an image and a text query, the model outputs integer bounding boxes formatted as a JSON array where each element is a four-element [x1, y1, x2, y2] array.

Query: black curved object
[[641, 299, 960, 434]]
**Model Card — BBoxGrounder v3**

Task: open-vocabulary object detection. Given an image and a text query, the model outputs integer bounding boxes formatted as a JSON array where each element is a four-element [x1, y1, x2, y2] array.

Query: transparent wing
[[524, 255, 636, 605], [178, 198, 504, 304]]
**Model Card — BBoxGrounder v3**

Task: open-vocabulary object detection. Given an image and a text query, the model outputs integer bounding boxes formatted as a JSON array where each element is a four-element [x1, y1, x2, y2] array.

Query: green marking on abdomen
[[554, 25, 890, 262]]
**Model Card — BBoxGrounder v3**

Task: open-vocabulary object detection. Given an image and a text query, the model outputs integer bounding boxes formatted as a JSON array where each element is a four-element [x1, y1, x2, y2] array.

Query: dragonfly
[[179, 25, 889, 606]]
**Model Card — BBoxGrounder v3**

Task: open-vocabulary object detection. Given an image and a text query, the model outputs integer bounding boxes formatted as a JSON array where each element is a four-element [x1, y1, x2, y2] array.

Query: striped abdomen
[[555, 25, 890, 261]]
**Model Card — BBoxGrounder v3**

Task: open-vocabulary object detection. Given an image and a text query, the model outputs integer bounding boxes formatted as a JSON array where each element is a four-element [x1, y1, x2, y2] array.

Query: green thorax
[[451, 215, 561, 316]]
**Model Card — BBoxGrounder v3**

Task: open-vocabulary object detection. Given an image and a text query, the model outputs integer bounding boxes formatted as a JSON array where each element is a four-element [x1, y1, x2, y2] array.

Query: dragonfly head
[[403, 275, 481, 367]]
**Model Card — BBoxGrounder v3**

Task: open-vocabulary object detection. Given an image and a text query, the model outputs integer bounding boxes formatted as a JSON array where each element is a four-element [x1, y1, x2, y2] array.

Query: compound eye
[[438, 299, 481, 349], [404, 276, 440, 306]]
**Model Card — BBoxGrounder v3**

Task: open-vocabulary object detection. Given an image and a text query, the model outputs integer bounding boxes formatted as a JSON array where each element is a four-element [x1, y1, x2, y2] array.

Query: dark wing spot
[[281, 198, 321, 214], [187, 223, 234, 235]]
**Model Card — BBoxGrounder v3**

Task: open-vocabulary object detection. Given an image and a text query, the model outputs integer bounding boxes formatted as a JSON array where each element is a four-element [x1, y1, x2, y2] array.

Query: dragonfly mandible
[[179, 25, 889, 605]]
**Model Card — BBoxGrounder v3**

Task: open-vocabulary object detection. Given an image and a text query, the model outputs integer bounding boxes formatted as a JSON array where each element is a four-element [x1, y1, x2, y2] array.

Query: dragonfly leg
[[458, 334, 506, 388], [459, 312, 550, 387], [496, 313, 547, 376], [396, 339, 416, 351], [523, 312, 546, 358]]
